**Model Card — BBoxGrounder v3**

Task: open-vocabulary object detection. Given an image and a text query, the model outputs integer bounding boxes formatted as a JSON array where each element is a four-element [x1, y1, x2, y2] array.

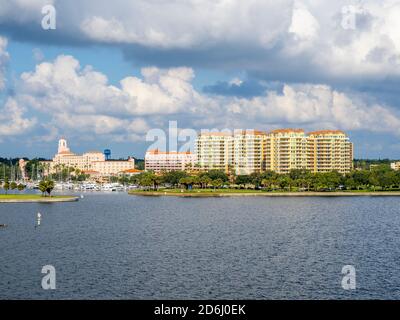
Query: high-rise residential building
[[233, 130, 267, 175], [195, 132, 234, 172], [307, 130, 353, 174], [193, 128, 354, 175], [265, 129, 308, 174], [145, 149, 197, 172]]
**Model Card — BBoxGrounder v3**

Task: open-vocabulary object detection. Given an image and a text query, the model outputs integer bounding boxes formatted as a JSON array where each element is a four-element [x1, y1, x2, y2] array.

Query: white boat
[[101, 183, 125, 191], [80, 183, 98, 191], [101, 183, 114, 191]]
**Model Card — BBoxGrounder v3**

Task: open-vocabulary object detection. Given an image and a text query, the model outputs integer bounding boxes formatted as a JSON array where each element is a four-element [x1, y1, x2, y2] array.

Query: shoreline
[[129, 191, 400, 197], [0, 196, 79, 203]]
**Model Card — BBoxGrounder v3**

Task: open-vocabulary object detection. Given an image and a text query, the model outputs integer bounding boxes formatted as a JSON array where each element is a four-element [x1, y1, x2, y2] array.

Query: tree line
[[0, 178, 26, 194], [124, 164, 400, 192], [0, 177, 54, 196]]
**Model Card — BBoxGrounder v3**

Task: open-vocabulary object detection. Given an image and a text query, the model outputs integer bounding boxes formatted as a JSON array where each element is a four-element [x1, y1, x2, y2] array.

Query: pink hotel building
[[144, 149, 197, 172]]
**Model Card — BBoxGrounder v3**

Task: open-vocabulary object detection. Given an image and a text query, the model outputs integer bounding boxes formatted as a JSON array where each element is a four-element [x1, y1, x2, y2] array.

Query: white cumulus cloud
[[0, 36, 9, 90], [7, 54, 400, 145], [1, 0, 400, 81], [0, 98, 37, 138]]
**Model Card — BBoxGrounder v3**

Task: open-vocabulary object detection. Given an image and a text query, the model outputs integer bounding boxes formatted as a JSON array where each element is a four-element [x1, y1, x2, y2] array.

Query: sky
[[1, 0, 400, 159]]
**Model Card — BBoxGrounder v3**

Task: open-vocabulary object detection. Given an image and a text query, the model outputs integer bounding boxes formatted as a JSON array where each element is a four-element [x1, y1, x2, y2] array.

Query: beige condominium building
[[234, 130, 267, 175], [195, 129, 354, 175], [145, 149, 197, 172], [266, 129, 308, 174], [195, 132, 234, 172], [44, 138, 135, 177], [307, 130, 353, 174]]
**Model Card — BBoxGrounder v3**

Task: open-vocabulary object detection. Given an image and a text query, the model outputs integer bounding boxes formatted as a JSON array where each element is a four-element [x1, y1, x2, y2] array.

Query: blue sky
[[1, 0, 400, 159]]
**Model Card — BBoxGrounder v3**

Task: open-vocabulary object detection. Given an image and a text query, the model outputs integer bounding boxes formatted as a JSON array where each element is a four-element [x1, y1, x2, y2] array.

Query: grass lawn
[[0, 194, 75, 199], [130, 188, 265, 194]]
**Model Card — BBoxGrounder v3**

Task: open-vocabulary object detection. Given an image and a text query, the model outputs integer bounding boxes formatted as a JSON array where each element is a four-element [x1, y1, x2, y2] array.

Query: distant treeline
[[135, 159, 144, 170], [353, 159, 395, 170], [0, 157, 48, 165]]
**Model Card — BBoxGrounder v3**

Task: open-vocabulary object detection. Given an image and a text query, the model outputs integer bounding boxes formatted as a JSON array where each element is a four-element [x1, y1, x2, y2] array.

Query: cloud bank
[[0, 36, 9, 90], [1, 0, 400, 81], [1, 1, 400, 156], [2, 54, 400, 146]]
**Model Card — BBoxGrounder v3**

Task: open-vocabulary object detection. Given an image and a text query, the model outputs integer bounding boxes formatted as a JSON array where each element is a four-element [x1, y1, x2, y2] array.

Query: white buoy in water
[[80, 194, 84, 199], [36, 212, 41, 227]]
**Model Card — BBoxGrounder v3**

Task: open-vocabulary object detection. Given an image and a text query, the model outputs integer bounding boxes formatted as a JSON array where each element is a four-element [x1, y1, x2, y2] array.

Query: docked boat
[[80, 183, 99, 191]]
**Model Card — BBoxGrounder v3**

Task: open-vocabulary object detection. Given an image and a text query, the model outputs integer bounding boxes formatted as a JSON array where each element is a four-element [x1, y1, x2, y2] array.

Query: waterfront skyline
[[2, 1, 400, 159]]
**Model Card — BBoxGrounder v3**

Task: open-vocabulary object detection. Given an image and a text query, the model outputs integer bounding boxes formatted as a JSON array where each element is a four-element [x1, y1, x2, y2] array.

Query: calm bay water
[[1, 192, 400, 299]]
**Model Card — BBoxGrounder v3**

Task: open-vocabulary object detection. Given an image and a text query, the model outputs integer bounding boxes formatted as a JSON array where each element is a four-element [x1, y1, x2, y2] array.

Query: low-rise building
[[119, 168, 144, 176], [390, 162, 400, 171], [92, 159, 135, 176], [145, 149, 197, 172]]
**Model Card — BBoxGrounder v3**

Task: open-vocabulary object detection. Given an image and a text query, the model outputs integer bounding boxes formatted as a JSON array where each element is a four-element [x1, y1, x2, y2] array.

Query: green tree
[[344, 175, 356, 190], [352, 170, 370, 190], [179, 177, 193, 190], [261, 178, 274, 191], [3, 178, 10, 194], [249, 172, 262, 188], [235, 175, 252, 188], [289, 169, 310, 180], [379, 170, 396, 190], [199, 176, 211, 189], [201, 170, 228, 182], [10, 181, 17, 192], [39, 180, 55, 196], [277, 175, 292, 191], [368, 173, 379, 191], [211, 178, 224, 190], [137, 172, 161, 190], [324, 171, 342, 190], [162, 171, 188, 187]]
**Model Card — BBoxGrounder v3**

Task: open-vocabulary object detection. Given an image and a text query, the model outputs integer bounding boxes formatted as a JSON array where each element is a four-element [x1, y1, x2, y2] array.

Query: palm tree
[[39, 180, 55, 197], [3, 178, 10, 195], [10, 181, 17, 192], [261, 178, 272, 190], [211, 178, 223, 190], [39, 180, 47, 196], [179, 177, 194, 190], [138, 173, 161, 190], [200, 176, 211, 189]]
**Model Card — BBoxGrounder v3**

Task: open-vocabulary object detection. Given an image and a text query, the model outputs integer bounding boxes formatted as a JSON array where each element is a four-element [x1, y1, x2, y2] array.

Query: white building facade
[[44, 139, 135, 177]]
